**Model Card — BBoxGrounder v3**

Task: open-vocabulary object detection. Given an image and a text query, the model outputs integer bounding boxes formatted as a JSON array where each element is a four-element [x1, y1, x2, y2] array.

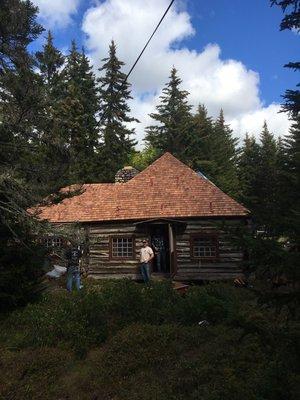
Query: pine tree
[[188, 104, 214, 172], [283, 116, 300, 238], [255, 122, 281, 233], [238, 133, 260, 208], [271, 0, 300, 241], [0, 0, 44, 174], [34, 31, 68, 193], [145, 67, 193, 162], [208, 110, 239, 197], [36, 31, 65, 91], [57, 41, 100, 184], [0, 0, 45, 310], [98, 40, 137, 182], [271, 1, 299, 116]]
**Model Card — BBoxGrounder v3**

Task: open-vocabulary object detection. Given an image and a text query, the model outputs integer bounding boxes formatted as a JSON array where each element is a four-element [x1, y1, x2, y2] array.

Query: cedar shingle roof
[[36, 152, 249, 222]]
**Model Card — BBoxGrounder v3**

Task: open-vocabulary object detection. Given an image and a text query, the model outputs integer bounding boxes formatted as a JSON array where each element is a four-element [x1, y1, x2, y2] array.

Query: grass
[[0, 279, 299, 400]]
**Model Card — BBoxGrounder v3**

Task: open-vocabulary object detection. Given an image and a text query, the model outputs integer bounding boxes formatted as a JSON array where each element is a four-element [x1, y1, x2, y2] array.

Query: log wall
[[87, 223, 146, 279], [175, 218, 244, 280], [86, 218, 246, 281]]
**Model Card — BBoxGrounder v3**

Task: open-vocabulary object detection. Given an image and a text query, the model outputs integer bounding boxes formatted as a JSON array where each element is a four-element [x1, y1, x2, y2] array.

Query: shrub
[[0, 347, 75, 400]]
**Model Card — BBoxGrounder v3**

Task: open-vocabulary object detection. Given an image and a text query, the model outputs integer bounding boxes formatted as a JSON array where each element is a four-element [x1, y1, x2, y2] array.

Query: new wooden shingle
[[36, 152, 249, 222]]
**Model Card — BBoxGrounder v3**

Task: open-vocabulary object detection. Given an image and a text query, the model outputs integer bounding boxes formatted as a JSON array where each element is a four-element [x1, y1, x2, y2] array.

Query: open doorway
[[149, 224, 170, 274]]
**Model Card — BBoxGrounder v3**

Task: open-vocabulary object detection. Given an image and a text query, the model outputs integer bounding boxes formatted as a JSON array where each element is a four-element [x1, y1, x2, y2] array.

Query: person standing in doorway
[[65, 240, 82, 292], [140, 239, 154, 284], [152, 229, 166, 273]]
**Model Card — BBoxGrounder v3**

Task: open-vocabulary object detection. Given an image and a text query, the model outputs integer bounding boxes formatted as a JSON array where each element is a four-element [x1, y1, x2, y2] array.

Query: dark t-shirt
[[65, 247, 82, 273]]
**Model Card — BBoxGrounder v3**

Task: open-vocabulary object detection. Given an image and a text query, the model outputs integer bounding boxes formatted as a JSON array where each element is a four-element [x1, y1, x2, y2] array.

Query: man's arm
[[148, 247, 154, 262]]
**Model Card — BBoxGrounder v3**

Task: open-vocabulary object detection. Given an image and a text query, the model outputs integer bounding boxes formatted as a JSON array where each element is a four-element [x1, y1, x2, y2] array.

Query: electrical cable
[[99, 0, 175, 124]]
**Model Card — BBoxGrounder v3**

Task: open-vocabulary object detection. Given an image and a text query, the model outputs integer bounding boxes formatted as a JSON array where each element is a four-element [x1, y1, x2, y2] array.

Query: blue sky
[[32, 0, 298, 143], [186, 0, 299, 105]]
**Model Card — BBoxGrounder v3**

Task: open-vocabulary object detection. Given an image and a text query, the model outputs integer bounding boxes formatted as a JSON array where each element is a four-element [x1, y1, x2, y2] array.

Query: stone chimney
[[115, 166, 139, 183]]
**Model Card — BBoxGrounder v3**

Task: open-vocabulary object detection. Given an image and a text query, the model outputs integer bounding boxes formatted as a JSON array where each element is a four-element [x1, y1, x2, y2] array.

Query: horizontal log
[[177, 262, 240, 268], [88, 274, 140, 280], [174, 272, 243, 281], [89, 259, 139, 265]]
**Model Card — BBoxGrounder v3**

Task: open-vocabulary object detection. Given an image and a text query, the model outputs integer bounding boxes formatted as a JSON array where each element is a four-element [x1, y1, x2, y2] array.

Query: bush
[[0, 280, 299, 399], [51, 323, 299, 400], [0, 347, 75, 400]]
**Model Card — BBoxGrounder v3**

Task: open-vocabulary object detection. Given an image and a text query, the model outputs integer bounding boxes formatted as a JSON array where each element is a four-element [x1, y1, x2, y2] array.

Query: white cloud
[[33, 0, 81, 28], [82, 0, 291, 146], [229, 104, 291, 142]]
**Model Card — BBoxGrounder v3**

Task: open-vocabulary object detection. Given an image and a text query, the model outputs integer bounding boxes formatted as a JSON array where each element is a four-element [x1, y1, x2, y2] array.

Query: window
[[43, 237, 64, 248], [110, 236, 135, 259], [190, 234, 219, 261]]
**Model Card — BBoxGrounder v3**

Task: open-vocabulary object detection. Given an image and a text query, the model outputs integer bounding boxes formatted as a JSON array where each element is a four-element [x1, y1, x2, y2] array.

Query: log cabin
[[37, 152, 250, 281]]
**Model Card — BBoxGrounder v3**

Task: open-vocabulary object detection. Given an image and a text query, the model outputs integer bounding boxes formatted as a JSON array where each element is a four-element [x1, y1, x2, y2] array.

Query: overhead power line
[[99, 0, 175, 124], [124, 0, 175, 84]]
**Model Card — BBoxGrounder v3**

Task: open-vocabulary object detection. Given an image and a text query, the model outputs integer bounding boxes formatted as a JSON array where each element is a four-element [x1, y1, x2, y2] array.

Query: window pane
[[112, 237, 133, 258], [193, 236, 217, 258]]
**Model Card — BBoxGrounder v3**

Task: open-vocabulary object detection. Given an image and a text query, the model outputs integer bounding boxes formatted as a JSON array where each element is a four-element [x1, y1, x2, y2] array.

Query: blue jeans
[[67, 271, 81, 292], [141, 262, 151, 284], [156, 251, 166, 272]]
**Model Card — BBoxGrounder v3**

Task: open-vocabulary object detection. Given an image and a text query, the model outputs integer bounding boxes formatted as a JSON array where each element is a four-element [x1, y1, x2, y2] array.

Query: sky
[[31, 0, 299, 147]]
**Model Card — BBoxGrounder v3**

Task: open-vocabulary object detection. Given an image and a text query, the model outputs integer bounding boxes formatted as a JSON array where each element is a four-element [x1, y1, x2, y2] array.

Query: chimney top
[[115, 166, 139, 183]]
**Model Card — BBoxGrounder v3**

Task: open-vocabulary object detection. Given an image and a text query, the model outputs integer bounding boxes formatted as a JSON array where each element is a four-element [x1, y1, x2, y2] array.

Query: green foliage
[[271, 0, 299, 116], [57, 41, 101, 184], [98, 40, 137, 182], [0, 175, 46, 312], [238, 133, 260, 209], [129, 146, 159, 171], [187, 104, 214, 172], [207, 109, 240, 197], [145, 67, 193, 162], [0, 347, 75, 400], [0, 281, 299, 400]]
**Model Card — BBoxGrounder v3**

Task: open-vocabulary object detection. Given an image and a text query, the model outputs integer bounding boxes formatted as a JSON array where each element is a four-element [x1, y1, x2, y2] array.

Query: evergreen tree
[[98, 40, 137, 182], [188, 104, 214, 172], [255, 122, 281, 233], [271, 1, 300, 241], [0, 0, 44, 174], [36, 31, 65, 90], [271, 1, 299, 116], [208, 110, 239, 197], [0, 0, 45, 310], [145, 67, 193, 162], [283, 116, 300, 238], [34, 31, 68, 193], [238, 133, 260, 210], [57, 41, 100, 183]]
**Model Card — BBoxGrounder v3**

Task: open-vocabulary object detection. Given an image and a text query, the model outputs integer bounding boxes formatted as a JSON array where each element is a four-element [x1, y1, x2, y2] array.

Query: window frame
[[190, 232, 219, 262], [109, 235, 136, 260], [43, 236, 64, 249]]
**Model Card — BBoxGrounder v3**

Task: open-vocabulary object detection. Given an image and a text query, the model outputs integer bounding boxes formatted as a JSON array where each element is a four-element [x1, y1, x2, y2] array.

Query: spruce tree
[[34, 31, 68, 193], [0, 0, 44, 174], [238, 134, 260, 211], [57, 41, 100, 183], [283, 116, 300, 238], [188, 104, 214, 172], [145, 67, 193, 162], [271, 0, 300, 242], [255, 122, 281, 233], [271, 1, 299, 116], [208, 110, 239, 197], [98, 40, 137, 182], [0, 0, 45, 310]]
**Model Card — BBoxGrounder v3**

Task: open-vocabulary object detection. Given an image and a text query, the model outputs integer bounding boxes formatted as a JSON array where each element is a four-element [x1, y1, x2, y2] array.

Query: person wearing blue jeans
[[67, 268, 81, 291], [140, 239, 154, 284], [152, 230, 167, 273], [65, 241, 82, 292]]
